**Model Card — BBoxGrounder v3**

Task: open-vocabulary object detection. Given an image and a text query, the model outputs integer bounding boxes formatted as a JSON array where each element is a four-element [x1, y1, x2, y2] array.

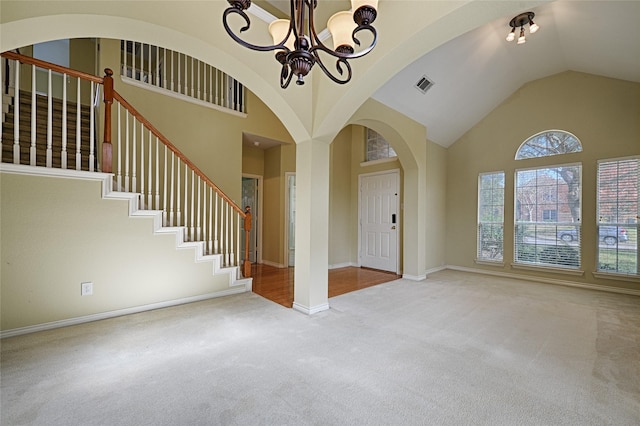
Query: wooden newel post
[[243, 206, 252, 278], [101, 68, 114, 173]]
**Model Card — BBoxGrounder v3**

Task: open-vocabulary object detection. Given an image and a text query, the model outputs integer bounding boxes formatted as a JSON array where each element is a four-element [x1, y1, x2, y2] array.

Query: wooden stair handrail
[[1, 51, 104, 84], [112, 91, 245, 216]]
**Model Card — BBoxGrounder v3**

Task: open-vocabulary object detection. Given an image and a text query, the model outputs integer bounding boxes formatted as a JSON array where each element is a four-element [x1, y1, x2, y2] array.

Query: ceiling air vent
[[415, 75, 434, 94]]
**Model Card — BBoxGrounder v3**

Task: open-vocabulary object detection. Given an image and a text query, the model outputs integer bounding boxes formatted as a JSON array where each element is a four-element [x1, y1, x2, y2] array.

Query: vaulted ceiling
[[266, 0, 640, 148]]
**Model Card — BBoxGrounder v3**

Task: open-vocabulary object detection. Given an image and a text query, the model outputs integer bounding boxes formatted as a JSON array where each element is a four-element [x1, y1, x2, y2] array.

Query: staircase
[[1, 91, 94, 170], [0, 52, 251, 336]]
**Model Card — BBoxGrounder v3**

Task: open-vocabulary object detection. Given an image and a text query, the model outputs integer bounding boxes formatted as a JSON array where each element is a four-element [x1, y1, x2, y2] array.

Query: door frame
[[242, 173, 263, 265], [284, 172, 295, 267], [358, 169, 401, 274]]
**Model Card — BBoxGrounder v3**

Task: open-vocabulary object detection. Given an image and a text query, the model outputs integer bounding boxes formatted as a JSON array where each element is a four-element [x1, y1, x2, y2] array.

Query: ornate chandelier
[[223, 0, 379, 89]]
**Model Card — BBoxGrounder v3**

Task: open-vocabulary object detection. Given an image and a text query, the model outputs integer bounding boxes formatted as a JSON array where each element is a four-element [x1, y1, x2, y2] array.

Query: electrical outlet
[[81, 282, 93, 296]]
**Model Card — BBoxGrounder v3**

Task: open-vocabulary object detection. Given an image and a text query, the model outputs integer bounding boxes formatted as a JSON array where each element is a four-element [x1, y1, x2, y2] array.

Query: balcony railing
[[121, 41, 246, 115]]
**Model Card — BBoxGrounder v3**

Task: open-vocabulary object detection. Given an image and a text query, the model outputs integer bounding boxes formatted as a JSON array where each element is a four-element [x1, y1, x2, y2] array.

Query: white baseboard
[[445, 265, 640, 297], [425, 265, 447, 276], [261, 259, 286, 268], [292, 302, 330, 315], [0, 287, 247, 339], [329, 262, 357, 269], [402, 273, 427, 281]]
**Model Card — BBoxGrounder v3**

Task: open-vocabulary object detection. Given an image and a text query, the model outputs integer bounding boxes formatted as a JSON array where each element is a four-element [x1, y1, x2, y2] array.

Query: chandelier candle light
[[506, 11, 539, 45], [223, 0, 379, 88]]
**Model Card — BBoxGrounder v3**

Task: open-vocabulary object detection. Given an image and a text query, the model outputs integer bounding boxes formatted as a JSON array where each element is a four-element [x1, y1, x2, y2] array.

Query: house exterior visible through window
[[515, 165, 582, 269], [477, 172, 505, 262], [515, 130, 582, 160], [366, 128, 396, 162], [514, 130, 583, 270], [597, 157, 639, 276]]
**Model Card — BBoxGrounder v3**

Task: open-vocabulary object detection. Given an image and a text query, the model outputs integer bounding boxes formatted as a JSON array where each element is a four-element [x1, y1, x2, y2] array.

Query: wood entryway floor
[[250, 264, 400, 308]]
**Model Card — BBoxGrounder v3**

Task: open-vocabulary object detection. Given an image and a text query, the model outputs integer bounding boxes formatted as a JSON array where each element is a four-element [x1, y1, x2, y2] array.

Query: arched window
[[515, 130, 582, 160], [514, 130, 582, 270]]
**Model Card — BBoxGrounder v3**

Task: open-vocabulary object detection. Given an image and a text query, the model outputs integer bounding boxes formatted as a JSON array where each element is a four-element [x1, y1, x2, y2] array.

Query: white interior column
[[293, 138, 330, 314]]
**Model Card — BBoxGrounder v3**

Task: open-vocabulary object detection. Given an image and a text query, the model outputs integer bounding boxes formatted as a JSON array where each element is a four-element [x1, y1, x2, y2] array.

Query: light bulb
[[529, 22, 539, 34], [517, 27, 526, 44], [506, 28, 515, 42]]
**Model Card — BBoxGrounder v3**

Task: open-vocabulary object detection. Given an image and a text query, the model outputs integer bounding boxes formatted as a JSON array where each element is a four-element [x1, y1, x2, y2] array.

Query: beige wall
[[329, 127, 354, 267], [0, 172, 240, 331], [257, 143, 296, 266], [446, 71, 640, 290]]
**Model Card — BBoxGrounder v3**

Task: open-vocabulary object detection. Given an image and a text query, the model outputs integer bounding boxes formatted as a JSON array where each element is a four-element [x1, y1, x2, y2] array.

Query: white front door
[[359, 171, 399, 273]]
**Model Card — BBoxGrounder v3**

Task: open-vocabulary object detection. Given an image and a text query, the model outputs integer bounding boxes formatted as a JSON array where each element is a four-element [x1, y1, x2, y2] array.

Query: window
[[515, 164, 582, 269], [515, 130, 582, 160], [597, 157, 639, 275], [366, 128, 396, 162], [477, 172, 504, 262]]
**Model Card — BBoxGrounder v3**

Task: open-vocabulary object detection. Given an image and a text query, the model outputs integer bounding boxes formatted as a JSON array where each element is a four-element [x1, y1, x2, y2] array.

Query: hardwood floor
[[250, 264, 400, 308]]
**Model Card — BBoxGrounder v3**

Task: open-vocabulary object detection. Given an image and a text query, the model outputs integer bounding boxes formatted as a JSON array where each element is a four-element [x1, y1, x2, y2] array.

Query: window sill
[[360, 157, 399, 167], [510, 263, 585, 277], [475, 259, 505, 267], [592, 271, 640, 283]]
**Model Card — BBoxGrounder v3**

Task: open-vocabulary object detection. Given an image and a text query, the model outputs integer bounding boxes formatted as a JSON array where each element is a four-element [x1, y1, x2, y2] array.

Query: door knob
[[391, 226, 396, 230]]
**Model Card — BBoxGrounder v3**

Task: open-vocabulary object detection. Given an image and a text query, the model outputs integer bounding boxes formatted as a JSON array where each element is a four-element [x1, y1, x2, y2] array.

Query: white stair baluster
[[30, 65, 36, 165], [147, 43, 152, 86], [199, 60, 202, 100], [214, 191, 219, 252], [139, 123, 145, 208], [183, 165, 188, 235], [61, 73, 67, 169], [178, 53, 182, 95], [215, 68, 219, 106], [176, 159, 181, 226], [75, 79, 81, 170], [124, 110, 130, 192], [12, 60, 20, 163], [136, 42, 141, 83], [197, 177, 202, 241], [223, 200, 228, 265], [89, 82, 95, 171], [122, 41, 128, 78], [148, 130, 158, 210], [163, 48, 167, 89], [162, 145, 168, 226], [170, 50, 175, 92], [116, 103, 122, 189], [46, 69, 52, 167], [235, 210, 240, 266], [131, 116, 136, 191], [169, 151, 175, 226], [209, 65, 213, 104], [190, 57, 194, 98], [154, 136, 160, 209]]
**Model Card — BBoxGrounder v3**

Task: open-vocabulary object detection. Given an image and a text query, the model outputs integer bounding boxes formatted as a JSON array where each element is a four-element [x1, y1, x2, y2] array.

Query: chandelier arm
[[280, 63, 295, 89], [309, 25, 377, 60], [223, 7, 289, 53], [313, 55, 352, 85]]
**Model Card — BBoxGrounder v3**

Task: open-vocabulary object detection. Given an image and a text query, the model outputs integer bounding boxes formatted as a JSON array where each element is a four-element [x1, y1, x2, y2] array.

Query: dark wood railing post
[[243, 206, 252, 278], [102, 68, 114, 173]]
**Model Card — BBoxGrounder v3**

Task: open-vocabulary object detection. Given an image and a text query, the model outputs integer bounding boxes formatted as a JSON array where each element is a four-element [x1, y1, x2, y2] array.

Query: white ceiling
[[372, 0, 640, 147], [256, 1, 640, 149]]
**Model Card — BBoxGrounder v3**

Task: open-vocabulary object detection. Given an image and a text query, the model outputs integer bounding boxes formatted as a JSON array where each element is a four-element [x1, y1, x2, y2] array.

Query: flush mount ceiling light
[[223, 0, 378, 89], [505, 11, 539, 45]]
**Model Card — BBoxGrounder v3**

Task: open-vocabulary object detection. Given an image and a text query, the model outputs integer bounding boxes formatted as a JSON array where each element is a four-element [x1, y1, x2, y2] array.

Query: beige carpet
[[2, 270, 639, 425]]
